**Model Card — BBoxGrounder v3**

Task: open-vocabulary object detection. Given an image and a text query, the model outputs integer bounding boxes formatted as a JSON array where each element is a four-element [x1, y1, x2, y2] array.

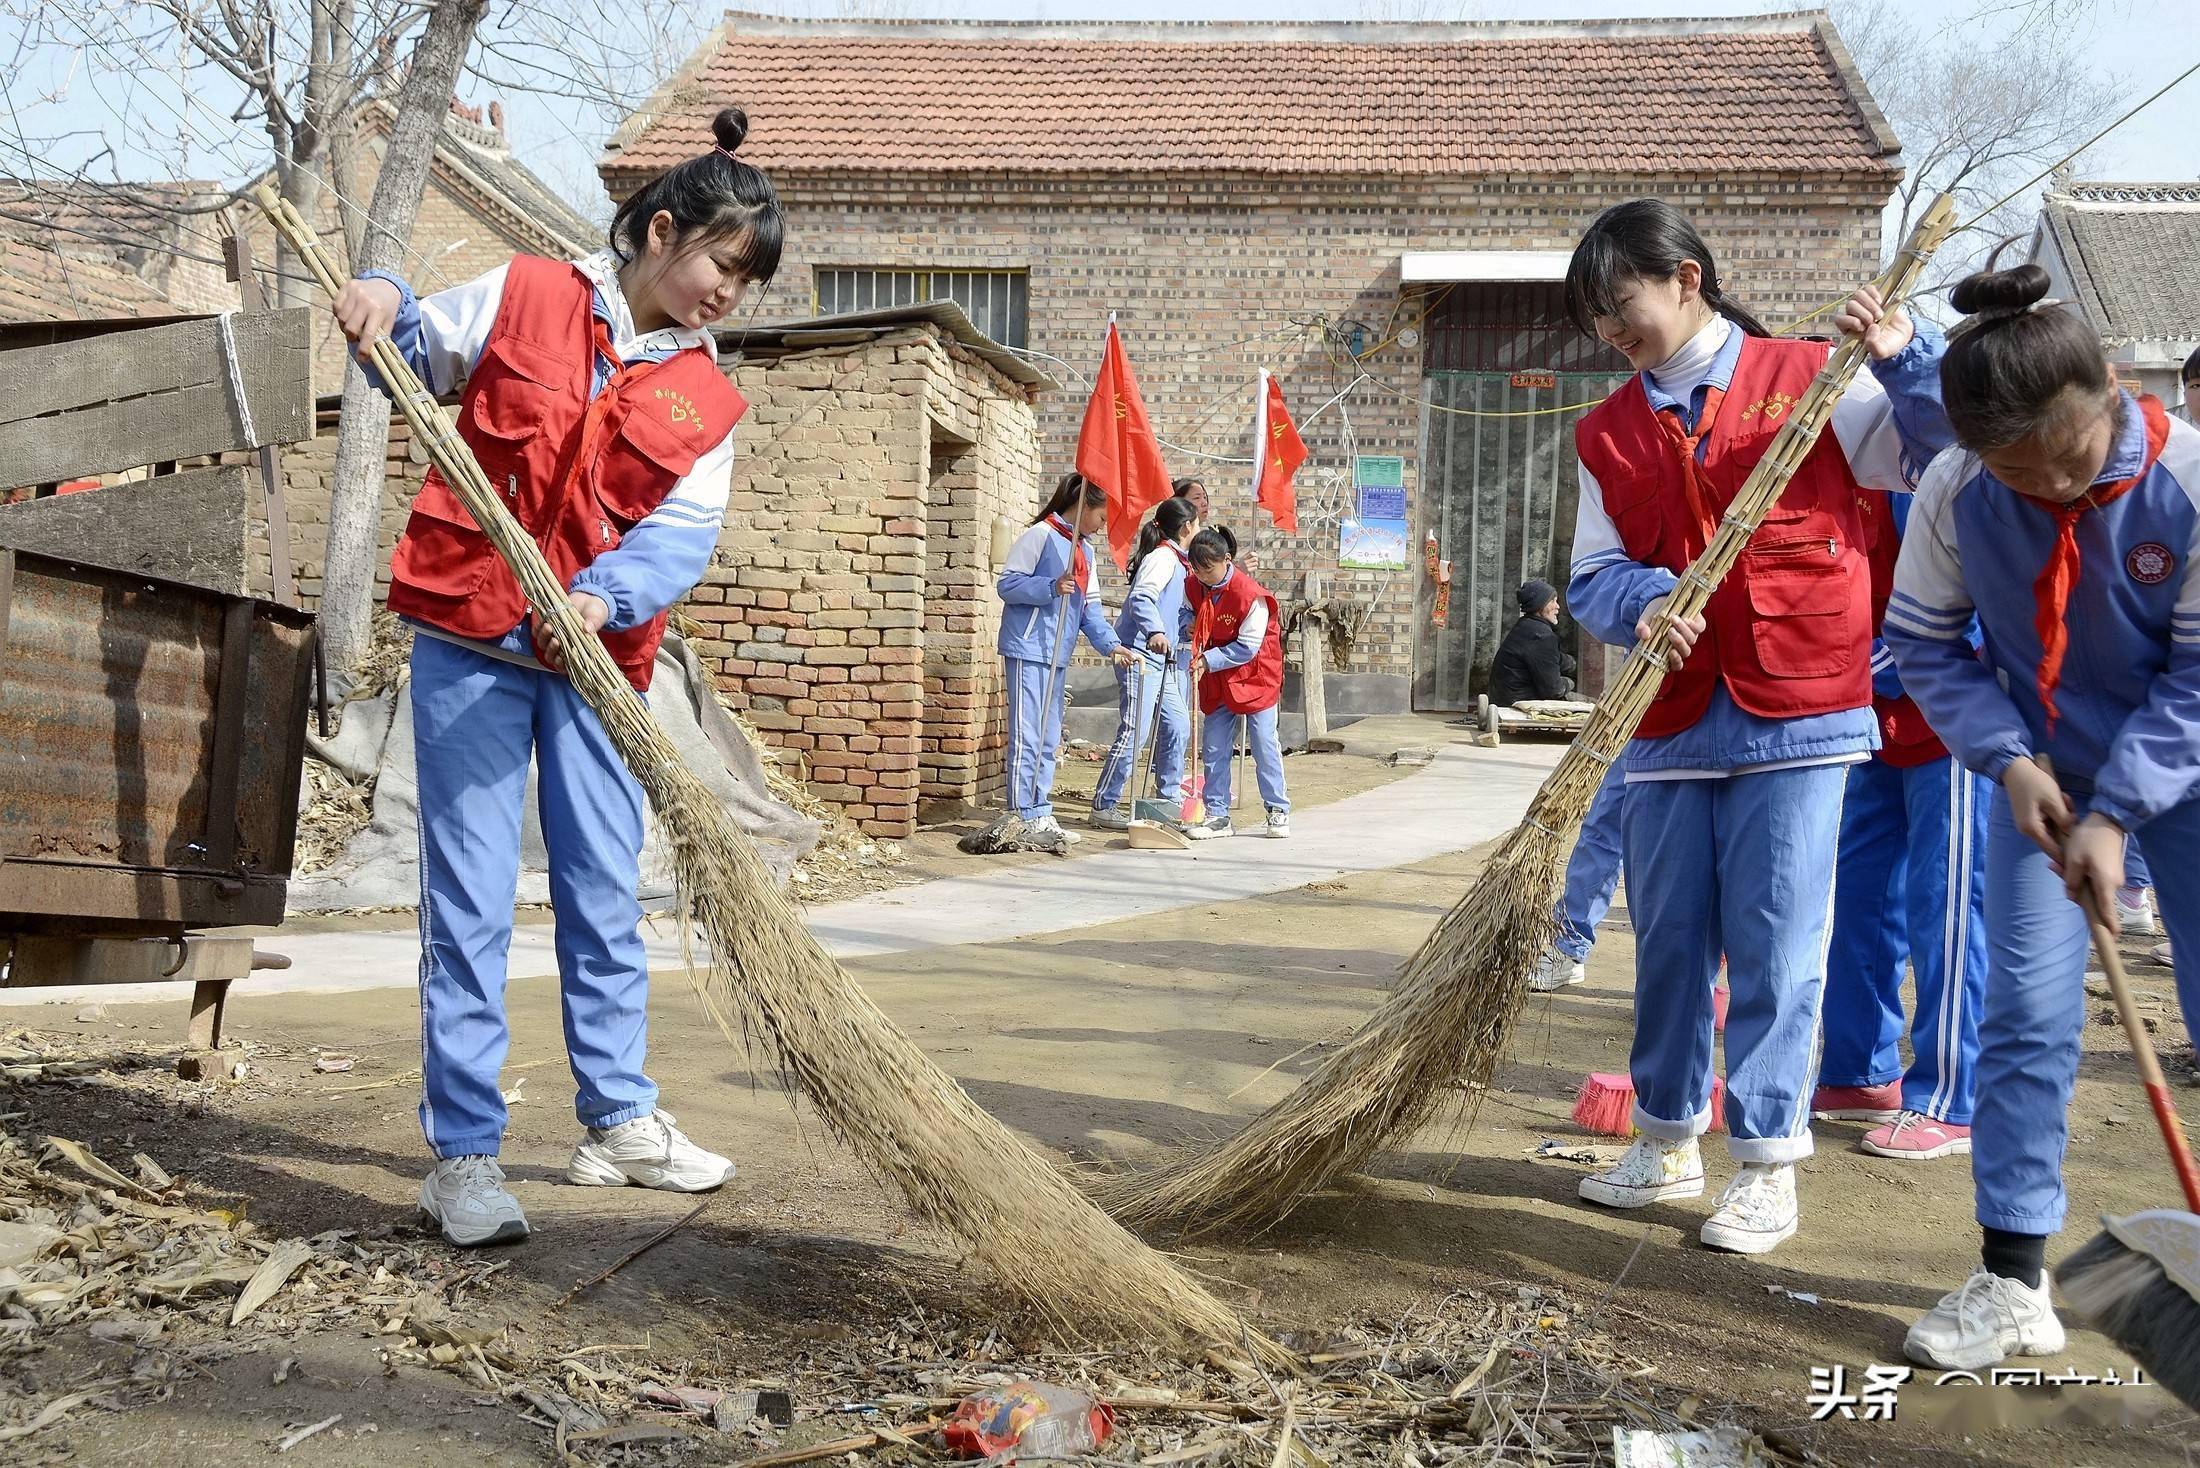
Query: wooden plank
[[0, 310, 311, 486], [0, 466, 253, 594]]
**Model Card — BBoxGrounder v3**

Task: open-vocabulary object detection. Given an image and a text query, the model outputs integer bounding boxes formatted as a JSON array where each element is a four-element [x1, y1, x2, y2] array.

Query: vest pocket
[[1745, 567, 1856, 678], [594, 406, 705, 525], [467, 336, 571, 442], [392, 480, 494, 599]]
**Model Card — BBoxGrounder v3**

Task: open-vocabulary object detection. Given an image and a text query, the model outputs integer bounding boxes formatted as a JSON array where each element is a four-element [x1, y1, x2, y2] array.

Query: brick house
[[2030, 180, 2200, 406], [605, 11, 1902, 708]]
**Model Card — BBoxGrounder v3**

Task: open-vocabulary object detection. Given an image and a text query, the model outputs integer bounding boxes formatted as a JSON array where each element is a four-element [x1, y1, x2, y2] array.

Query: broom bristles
[[250, 185, 1285, 1364], [2057, 1227, 2200, 1410], [1570, 1074, 1727, 1139]]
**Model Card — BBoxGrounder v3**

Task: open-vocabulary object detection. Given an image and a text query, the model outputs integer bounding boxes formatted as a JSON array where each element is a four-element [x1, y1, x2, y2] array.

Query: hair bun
[[1950, 262, 2052, 317], [710, 106, 749, 155]]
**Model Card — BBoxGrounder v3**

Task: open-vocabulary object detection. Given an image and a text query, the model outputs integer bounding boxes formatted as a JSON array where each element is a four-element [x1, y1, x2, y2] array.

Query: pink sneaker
[[1812, 1082, 1903, 1122], [1860, 1111, 1972, 1160]]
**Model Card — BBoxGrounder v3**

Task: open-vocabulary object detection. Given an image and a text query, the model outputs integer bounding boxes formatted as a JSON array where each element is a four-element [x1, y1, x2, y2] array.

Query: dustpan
[[1127, 818, 1191, 849]]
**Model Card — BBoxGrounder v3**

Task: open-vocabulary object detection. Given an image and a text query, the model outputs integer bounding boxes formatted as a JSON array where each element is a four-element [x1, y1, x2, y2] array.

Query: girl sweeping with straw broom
[[328, 107, 779, 1247], [1562, 200, 1954, 1255], [1886, 261, 2200, 1376], [994, 474, 1136, 849]]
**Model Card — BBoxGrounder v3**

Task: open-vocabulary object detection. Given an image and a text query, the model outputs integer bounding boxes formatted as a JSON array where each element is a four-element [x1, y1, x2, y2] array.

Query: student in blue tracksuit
[[1888, 262, 2200, 1371], [329, 108, 777, 1247], [1531, 765, 1626, 992], [1092, 496, 1200, 831], [1561, 201, 1952, 1257], [996, 474, 1134, 845], [1814, 488, 1990, 1163]]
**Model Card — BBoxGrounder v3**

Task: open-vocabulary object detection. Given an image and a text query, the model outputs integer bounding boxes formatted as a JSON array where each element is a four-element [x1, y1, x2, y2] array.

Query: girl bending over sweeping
[[1185, 527, 1290, 839], [1092, 495, 1201, 831], [1888, 262, 2200, 1371], [330, 108, 778, 1247]]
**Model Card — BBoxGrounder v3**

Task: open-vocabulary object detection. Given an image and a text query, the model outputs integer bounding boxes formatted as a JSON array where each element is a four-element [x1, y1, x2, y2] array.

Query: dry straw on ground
[[1105, 196, 1961, 1236], [255, 186, 1273, 1362]]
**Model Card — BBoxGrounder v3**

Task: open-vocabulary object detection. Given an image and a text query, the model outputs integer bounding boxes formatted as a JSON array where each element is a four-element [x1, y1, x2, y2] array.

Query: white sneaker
[[1529, 950, 1587, 993], [2115, 885, 2159, 937], [568, 1110, 737, 1192], [1578, 1135, 1705, 1208], [1029, 815, 1081, 846], [419, 1155, 529, 1247], [1699, 1162, 1798, 1254], [1090, 806, 1132, 832], [1264, 808, 1290, 839], [1904, 1267, 2066, 1371], [1182, 815, 1233, 841]]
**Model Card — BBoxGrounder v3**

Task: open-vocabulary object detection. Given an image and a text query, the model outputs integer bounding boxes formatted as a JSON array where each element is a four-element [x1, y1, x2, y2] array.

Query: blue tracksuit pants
[[1094, 657, 1189, 812], [1554, 762, 1626, 962], [1622, 763, 1848, 1163], [1200, 704, 1289, 815], [1004, 656, 1066, 820], [1820, 755, 1990, 1123], [1971, 790, 2200, 1234], [410, 634, 658, 1158]]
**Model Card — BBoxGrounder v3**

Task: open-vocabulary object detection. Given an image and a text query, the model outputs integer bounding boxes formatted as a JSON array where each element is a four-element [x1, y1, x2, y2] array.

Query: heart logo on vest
[[2127, 542, 2175, 585]]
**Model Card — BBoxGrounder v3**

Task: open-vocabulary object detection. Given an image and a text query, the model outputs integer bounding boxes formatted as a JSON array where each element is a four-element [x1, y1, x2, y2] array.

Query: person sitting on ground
[[1489, 579, 1578, 707]]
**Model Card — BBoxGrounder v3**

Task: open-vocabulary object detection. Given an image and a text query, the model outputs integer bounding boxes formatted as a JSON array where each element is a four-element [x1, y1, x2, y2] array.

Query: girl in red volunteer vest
[[1185, 528, 1290, 839], [1561, 200, 1953, 1255], [331, 108, 778, 1248]]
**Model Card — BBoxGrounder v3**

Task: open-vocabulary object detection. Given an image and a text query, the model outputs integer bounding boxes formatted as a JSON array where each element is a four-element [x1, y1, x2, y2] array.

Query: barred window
[[813, 268, 1029, 349]]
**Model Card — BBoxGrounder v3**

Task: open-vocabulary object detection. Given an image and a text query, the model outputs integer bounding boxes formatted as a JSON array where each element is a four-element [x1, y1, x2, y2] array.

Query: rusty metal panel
[[0, 549, 312, 928]]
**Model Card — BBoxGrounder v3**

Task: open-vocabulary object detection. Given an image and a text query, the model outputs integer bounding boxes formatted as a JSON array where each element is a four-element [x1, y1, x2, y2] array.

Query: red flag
[[1251, 370, 1307, 533], [1075, 319, 1172, 571]]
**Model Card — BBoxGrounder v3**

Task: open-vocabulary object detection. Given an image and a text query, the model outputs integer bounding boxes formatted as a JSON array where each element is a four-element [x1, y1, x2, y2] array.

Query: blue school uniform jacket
[[996, 517, 1121, 666], [1114, 543, 1195, 668], [1886, 397, 2200, 831]]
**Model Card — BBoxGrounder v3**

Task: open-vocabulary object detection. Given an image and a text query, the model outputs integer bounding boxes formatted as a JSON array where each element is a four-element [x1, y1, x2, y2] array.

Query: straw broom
[[1104, 195, 1961, 1235], [253, 186, 1284, 1362]]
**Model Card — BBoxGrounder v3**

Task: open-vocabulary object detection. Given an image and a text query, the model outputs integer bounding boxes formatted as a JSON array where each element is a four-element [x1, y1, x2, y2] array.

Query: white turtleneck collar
[[1647, 313, 1735, 402]]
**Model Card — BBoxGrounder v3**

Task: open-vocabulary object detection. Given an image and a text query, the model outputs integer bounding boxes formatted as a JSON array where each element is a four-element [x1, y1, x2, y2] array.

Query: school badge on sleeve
[[2126, 542, 2176, 585]]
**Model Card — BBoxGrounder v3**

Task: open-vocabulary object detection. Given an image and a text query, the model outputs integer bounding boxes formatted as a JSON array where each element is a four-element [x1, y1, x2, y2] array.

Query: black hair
[[1941, 263, 2111, 452], [1564, 199, 1771, 340], [1133, 495, 1200, 565], [1188, 527, 1235, 568], [1171, 477, 1205, 497], [2183, 343, 2200, 385], [1033, 472, 1107, 527], [609, 107, 784, 285]]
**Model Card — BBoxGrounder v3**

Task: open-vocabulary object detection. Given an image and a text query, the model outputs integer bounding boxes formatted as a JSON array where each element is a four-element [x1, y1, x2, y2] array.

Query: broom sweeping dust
[[1104, 195, 1961, 1236], [253, 186, 1282, 1363]]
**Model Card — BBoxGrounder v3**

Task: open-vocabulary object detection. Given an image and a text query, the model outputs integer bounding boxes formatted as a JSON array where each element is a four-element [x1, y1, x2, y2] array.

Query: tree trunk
[[320, 0, 487, 686]]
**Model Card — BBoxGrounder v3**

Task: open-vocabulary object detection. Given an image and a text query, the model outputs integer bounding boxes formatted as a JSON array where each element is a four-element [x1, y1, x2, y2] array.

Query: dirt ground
[[8, 728, 2198, 1465]]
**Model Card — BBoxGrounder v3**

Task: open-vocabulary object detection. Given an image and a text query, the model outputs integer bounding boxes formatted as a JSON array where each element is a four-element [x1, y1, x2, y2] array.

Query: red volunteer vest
[[385, 255, 747, 690], [1575, 334, 1871, 737], [1190, 568, 1285, 715], [1855, 488, 1948, 767]]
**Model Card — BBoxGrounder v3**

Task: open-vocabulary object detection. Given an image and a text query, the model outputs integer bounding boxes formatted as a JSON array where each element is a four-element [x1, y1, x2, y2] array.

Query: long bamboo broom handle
[[2085, 900, 2200, 1212], [1519, 193, 1961, 834]]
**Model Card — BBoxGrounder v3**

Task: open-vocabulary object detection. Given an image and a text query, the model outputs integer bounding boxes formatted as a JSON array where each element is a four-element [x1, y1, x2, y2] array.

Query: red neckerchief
[[1047, 514, 1090, 588], [2015, 394, 2171, 734], [1653, 382, 1729, 551]]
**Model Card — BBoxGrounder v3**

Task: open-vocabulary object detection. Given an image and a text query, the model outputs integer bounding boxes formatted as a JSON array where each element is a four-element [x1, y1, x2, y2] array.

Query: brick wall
[[718, 169, 1891, 689]]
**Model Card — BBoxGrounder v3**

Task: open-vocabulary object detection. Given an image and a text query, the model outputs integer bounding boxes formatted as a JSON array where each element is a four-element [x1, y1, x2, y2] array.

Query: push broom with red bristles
[[1567, 969, 1729, 1138]]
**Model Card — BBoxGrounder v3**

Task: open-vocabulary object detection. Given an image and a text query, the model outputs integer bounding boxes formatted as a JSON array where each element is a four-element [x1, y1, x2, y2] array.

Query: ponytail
[[1033, 472, 1107, 527], [1133, 496, 1200, 567]]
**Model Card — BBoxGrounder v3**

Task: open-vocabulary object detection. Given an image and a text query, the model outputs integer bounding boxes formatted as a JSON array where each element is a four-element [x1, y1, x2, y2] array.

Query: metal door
[[1412, 371, 1628, 710]]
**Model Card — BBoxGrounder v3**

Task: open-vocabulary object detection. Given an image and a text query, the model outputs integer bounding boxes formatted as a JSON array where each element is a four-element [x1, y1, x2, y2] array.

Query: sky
[[3, 0, 2195, 228]]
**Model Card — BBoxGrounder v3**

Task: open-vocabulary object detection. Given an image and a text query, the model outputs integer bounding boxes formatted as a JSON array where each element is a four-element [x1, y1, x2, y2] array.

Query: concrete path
[[2, 737, 1560, 1008]]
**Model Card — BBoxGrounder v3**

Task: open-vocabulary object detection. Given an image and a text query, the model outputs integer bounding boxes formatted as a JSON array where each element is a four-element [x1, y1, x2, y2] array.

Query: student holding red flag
[[1185, 527, 1291, 839], [1076, 318, 1174, 570]]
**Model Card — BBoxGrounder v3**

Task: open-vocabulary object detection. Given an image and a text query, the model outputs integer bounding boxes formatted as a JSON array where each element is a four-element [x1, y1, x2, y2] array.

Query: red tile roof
[[608, 14, 1897, 180]]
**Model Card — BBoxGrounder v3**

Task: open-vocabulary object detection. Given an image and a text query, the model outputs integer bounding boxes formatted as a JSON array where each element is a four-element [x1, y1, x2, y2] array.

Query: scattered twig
[[276, 1414, 343, 1451], [554, 1197, 712, 1310]]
